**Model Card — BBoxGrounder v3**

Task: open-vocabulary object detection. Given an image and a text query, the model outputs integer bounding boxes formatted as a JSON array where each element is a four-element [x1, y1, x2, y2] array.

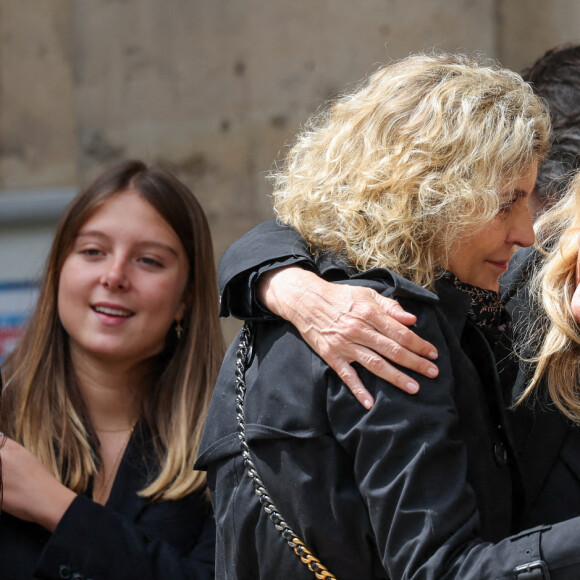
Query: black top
[[0, 418, 215, 580]]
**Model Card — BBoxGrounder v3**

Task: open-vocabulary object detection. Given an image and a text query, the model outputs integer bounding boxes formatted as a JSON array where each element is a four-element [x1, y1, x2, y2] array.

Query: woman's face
[[447, 165, 538, 291], [58, 189, 189, 368]]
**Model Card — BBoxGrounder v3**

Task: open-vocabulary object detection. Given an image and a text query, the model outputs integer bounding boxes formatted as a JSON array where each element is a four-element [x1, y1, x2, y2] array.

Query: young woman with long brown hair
[[0, 160, 222, 579]]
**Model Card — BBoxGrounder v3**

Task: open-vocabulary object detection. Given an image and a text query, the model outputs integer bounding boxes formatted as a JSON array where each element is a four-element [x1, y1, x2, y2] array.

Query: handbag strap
[[235, 323, 337, 580]]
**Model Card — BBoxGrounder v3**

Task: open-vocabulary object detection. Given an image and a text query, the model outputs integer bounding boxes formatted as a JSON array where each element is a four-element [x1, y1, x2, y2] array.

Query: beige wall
[[2, 0, 580, 339]]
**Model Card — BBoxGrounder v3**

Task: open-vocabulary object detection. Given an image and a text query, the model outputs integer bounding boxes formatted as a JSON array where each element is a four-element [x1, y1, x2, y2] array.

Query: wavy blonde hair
[[1, 160, 224, 500], [516, 174, 580, 422], [272, 53, 551, 288]]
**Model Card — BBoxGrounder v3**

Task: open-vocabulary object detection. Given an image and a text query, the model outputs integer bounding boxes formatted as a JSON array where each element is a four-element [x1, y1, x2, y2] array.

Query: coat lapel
[[106, 421, 155, 521]]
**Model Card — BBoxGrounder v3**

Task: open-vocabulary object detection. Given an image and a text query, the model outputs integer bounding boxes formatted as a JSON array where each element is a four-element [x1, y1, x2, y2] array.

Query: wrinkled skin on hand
[[259, 266, 439, 408]]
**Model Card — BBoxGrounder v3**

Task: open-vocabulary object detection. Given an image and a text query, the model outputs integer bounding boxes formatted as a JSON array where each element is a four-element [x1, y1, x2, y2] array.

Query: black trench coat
[[197, 220, 580, 579]]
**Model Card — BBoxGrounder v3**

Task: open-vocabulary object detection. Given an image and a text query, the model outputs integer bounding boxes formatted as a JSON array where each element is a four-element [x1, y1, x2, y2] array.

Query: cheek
[[57, 258, 92, 323], [57, 263, 73, 314], [149, 275, 188, 318], [57, 263, 79, 328]]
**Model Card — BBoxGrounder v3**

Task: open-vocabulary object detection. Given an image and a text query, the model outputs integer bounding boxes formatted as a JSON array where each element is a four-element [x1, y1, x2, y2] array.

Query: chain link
[[235, 323, 337, 580]]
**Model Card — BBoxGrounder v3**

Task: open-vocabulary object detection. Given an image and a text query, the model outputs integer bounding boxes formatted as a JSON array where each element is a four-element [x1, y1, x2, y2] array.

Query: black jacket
[[501, 246, 580, 529], [0, 420, 215, 580], [199, 220, 580, 579], [220, 221, 580, 529]]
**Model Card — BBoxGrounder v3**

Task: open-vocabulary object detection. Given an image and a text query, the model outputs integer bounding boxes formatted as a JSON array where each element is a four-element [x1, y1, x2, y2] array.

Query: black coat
[[201, 220, 580, 579], [0, 420, 215, 580], [500, 246, 580, 529], [220, 221, 580, 528]]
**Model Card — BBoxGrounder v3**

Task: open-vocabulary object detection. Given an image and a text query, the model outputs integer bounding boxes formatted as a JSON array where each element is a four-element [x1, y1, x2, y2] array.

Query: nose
[[100, 257, 130, 290], [505, 204, 535, 249]]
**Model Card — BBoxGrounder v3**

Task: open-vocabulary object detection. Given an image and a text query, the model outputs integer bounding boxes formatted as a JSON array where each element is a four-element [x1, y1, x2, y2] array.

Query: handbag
[[234, 323, 337, 580]]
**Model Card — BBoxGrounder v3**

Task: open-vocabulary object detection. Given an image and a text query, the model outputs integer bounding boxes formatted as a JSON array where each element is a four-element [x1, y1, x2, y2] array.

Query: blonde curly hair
[[271, 53, 551, 289]]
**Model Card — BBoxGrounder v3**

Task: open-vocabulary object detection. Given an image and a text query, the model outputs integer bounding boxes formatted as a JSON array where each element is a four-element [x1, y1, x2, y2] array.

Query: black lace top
[[440, 271, 512, 340]]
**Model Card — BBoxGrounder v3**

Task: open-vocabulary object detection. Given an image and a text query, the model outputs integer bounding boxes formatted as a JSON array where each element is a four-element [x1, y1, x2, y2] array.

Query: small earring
[[175, 320, 183, 340]]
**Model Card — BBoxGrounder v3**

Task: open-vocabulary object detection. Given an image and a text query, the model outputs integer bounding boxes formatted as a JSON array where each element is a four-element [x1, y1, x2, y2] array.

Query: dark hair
[[522, 45, 580, 207]]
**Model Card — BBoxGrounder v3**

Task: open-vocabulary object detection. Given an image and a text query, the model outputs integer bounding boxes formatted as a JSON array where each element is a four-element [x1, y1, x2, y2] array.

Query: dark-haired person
[[523, 44, 580, 219], [0, 160, 222, 579]]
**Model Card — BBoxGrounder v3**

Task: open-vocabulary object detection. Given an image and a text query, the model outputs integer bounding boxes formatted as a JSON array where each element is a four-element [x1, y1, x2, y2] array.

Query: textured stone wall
[[1, 0, 579, 339], [0, 0, 76, 189]]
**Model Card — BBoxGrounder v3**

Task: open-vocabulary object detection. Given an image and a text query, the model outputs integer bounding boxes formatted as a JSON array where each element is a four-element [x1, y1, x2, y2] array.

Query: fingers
[[371, 295, 438, 361], [264, 270, 441, 407], [328, 345, 430, 410], [333, 363, 375, 409], [333, 294, 439, 377], [320, 331, 438, 405], [378, 296, 418, 326], [357, 323, 439, 379]]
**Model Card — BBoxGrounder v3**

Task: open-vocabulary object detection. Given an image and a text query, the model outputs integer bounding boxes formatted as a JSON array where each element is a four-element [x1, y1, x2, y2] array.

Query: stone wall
[[1, 0, 579, 339]]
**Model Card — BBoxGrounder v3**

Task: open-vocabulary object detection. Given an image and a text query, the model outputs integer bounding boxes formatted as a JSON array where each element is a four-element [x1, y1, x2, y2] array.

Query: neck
[[71, 351, 151, 431]]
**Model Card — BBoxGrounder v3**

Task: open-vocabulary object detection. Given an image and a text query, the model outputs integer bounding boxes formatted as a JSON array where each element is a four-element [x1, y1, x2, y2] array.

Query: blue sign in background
[[0, 281, 39, 363]]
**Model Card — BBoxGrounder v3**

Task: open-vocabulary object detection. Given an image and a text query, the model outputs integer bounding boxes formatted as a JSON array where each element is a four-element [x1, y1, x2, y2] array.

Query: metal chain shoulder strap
[[234, 323, 337, 580]]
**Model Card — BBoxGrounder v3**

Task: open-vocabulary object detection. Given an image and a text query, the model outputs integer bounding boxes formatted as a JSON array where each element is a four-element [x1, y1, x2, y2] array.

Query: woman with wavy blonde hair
[[0, 160, 222, 579], [200, 53, 580, 578], [272, 53, 546, 289], [517, 174, 580, 419]]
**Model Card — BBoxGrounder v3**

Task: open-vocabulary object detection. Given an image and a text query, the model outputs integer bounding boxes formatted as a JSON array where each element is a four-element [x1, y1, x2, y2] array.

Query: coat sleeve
[[326, 301, 580, 580], [218, 220, 314, 319], [33, 494, 215, 580]]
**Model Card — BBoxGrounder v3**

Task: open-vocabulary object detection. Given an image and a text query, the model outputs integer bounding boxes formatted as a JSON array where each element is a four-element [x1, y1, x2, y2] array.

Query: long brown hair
[[1, 160, 224, 500]]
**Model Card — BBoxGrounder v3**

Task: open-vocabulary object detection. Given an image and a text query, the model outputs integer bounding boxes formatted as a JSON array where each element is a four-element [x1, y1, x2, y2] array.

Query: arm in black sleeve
[[324, 287, 580, 579], [218, 220, 314, 319], [34, 495, 215, 580]]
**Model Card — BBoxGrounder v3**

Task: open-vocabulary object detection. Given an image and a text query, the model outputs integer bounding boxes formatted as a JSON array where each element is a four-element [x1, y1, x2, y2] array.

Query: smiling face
[[446, 164, 538, 291], [57, 189, 189, 369]]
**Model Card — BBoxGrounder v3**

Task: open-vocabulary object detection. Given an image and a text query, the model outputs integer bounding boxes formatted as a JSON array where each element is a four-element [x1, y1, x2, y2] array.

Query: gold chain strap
[[235, 323, 337, 580]]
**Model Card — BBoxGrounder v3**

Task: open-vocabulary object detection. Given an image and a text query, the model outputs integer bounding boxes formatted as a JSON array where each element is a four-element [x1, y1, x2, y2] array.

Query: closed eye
[[498, 197, 518, 213], [498, 189, 527, 215]]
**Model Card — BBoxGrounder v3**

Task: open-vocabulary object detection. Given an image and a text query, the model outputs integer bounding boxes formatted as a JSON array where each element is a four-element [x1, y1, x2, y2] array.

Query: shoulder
[[334, 267, 440, 310]]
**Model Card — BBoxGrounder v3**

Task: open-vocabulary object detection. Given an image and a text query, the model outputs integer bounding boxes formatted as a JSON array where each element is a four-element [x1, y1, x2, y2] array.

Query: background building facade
[[1, 0, 579, 342]]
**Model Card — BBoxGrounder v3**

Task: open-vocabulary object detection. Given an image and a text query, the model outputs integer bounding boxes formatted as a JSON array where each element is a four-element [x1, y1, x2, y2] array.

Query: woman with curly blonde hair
[[200, 53, 580, 578], [272, 53, 541, 289]]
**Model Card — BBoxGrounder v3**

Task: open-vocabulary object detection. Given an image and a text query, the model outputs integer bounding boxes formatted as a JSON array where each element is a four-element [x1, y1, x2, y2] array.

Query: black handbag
[[234, 323, 337, 580]]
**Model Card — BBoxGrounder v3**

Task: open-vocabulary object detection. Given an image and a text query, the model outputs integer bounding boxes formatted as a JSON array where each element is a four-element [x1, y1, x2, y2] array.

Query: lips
[[487, 260, 509, 268], [91, 304, 134, 318]]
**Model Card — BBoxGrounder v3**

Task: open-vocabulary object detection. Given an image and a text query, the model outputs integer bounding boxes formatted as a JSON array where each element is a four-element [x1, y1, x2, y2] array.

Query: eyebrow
[[75, 230, 180, 258]]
